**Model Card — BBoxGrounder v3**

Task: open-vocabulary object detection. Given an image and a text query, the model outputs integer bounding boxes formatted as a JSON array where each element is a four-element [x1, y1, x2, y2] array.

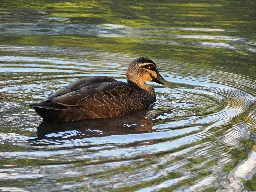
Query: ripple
[[0, 22, 131, 37], [0, 43, 255, 191]]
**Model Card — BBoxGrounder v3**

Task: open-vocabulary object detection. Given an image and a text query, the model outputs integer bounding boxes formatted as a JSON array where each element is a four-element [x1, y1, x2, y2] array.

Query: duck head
[[126, 57, 171, 88]]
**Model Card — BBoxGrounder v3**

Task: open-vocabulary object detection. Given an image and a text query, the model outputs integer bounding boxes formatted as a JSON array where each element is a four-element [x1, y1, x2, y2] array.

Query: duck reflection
[[32, 110, 153, 143]]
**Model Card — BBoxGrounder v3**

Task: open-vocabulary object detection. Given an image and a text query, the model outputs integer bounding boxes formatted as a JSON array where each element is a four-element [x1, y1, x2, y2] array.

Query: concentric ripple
[[0, 44, 255, 191]]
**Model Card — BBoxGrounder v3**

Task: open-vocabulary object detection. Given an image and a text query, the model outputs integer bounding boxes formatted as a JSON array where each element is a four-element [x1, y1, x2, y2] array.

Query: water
[[0, 0, 256, 191]]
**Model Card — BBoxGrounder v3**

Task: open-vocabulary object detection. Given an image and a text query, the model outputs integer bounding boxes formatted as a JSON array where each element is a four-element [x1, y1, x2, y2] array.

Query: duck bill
[[153, 74, 172, 87]]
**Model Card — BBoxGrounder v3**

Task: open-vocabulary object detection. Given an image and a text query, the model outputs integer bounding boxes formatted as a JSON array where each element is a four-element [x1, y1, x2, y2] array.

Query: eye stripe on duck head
[[139, 63, 158, 71], [140, 64, 159, 80]]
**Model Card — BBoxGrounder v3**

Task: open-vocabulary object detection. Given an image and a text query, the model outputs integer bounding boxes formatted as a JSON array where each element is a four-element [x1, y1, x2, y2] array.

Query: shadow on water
[[29, 110, 153, 144]]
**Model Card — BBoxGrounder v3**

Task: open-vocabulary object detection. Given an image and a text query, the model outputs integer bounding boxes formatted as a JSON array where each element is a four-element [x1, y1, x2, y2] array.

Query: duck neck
[[127, 80, 155, 98]]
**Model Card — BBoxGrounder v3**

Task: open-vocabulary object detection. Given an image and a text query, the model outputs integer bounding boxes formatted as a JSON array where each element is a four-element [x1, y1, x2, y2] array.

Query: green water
[[0, 0, 255, 191]]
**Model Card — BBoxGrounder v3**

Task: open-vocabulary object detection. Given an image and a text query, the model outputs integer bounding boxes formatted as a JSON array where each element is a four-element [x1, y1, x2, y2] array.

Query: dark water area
[[0, 0, 256, 191]]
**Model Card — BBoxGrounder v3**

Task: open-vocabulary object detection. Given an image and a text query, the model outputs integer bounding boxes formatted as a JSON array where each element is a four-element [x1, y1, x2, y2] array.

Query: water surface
[[0, 0, 256, 191]]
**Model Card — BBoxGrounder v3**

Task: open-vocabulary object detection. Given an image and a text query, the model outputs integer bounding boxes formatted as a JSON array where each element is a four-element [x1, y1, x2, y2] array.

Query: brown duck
[[30, 57, 171, 122]]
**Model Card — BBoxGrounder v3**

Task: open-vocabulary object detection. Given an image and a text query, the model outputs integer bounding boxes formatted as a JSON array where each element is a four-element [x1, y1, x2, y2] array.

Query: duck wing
[[46, 76, 133, 107], [48, 76, 117, 99]]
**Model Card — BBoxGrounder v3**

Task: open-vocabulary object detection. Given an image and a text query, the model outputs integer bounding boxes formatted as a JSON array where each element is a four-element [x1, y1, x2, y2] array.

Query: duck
[[30, 57, 171, 122]]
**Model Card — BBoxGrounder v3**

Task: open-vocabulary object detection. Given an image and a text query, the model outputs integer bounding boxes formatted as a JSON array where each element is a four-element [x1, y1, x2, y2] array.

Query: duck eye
[[143, 64, 156, 71]]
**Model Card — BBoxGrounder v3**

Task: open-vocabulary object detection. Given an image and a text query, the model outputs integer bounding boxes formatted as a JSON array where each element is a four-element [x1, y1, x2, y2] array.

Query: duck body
[[31, 76, 155, 122], [30, 57, 170, 122]]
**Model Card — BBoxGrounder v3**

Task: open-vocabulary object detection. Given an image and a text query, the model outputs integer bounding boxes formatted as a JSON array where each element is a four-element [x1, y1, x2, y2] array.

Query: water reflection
[[32, 110, 152, 143]]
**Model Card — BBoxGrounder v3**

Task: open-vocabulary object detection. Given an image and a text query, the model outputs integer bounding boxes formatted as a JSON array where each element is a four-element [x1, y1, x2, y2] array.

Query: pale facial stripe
[[139, 63, 158, 71]]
